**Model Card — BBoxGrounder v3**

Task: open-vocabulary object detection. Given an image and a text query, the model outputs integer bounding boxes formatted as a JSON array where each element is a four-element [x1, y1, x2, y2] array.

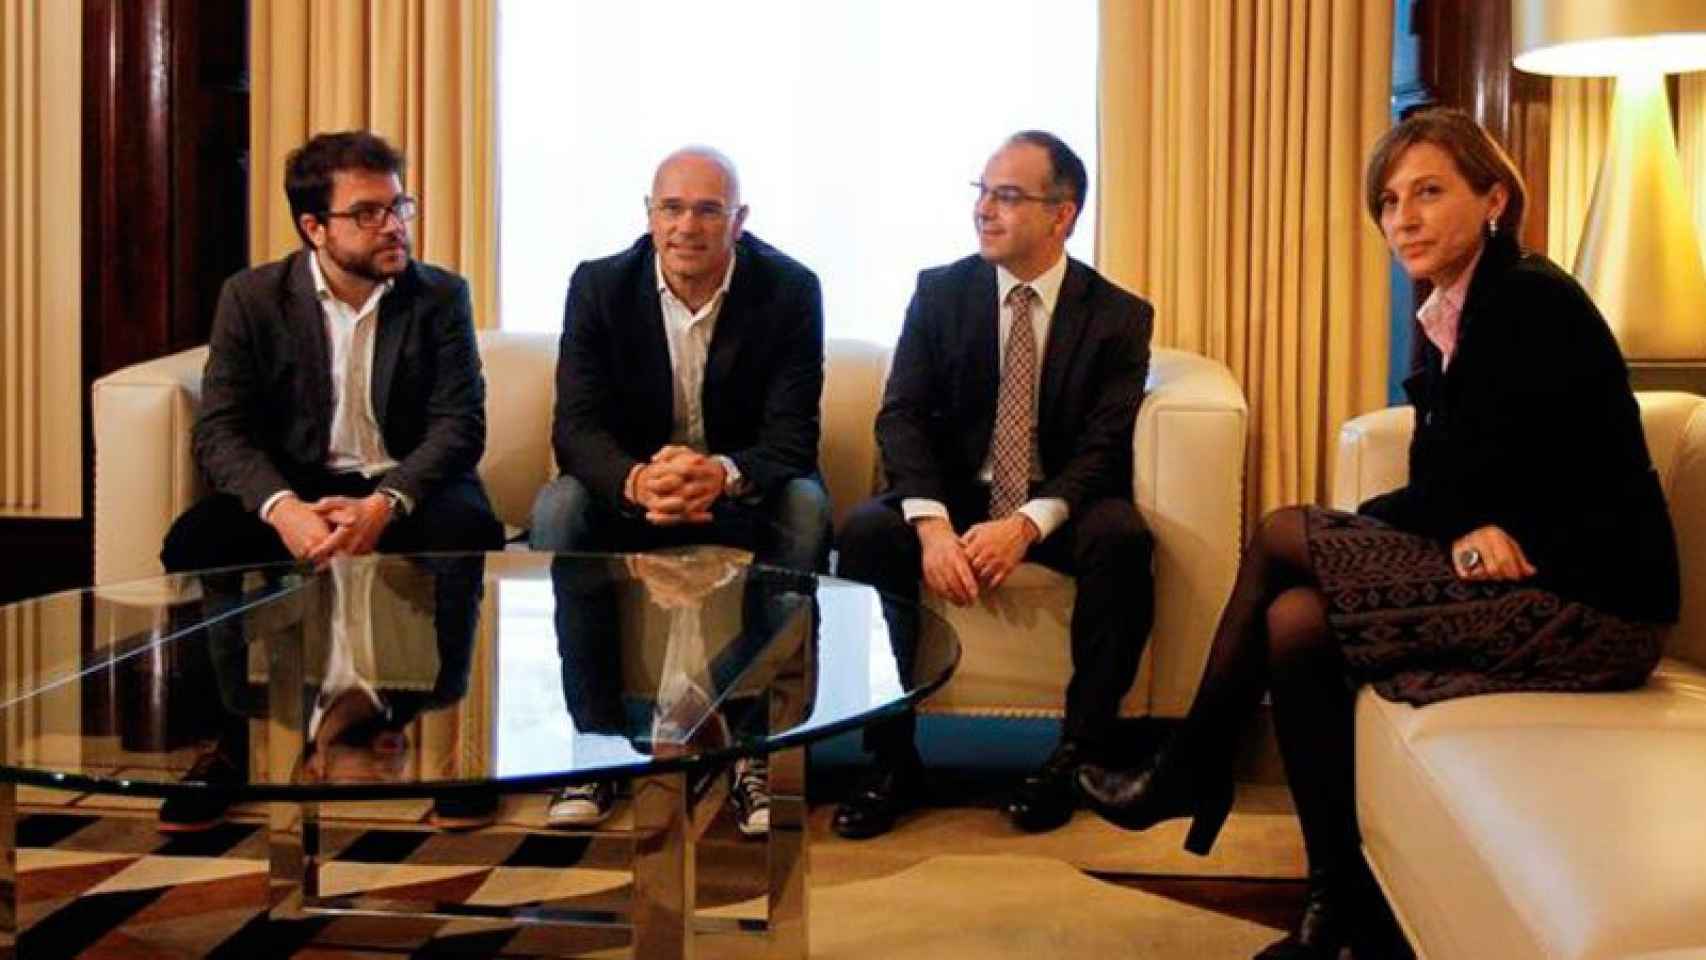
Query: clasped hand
[[267, 492, 393, 567], [632, 445, 726, 525], [916, 514, 1039, 606]]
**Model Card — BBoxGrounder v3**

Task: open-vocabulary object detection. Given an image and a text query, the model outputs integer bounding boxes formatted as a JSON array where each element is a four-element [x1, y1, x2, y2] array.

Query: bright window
[[497, 0, 1099, 346]]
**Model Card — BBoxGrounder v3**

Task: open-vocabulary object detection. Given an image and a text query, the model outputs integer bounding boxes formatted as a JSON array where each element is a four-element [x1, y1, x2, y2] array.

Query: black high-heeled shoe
[[1072, 748, 1235, 856]]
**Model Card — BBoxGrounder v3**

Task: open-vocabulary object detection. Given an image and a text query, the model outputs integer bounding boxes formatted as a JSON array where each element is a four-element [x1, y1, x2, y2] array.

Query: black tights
[[1184, 506, 1359, 870]]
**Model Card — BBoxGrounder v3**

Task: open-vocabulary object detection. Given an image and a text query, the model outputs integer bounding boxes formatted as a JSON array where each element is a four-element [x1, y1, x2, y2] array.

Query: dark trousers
[[160, 471, 506, 574], [836, 491, 1155, 764]]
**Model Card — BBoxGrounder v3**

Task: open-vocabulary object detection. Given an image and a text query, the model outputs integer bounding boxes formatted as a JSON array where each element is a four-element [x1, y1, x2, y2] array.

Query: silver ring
[[1457, 547, 1483, 571]]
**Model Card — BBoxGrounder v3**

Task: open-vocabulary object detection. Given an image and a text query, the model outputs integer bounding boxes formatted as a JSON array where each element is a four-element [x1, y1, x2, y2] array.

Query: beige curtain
[[1680, 73, 1706, 255], [1, 0, 81, 518], [1546, 77, 1614, 269], [250, 0, 497, 328], [1099, 0, 1393, 519]]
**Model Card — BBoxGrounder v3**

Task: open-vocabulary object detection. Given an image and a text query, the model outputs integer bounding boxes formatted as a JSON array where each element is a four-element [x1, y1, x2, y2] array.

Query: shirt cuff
[[259, 490, 295, 521], [712, 455, 750, 498], [377, 486, 414, 517], [1017, 498, 1069, 540], [901, 498, 950, 525]]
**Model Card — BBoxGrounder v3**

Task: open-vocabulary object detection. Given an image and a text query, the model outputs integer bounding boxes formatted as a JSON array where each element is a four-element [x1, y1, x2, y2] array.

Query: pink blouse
[[1416, 245, 1483, 370]]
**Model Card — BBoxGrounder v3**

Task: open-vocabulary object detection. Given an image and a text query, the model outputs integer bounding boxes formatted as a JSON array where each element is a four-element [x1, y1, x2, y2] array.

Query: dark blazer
[[1360, 232, 1680, 625], [877, 255, 1154, 515], [552, 233, 825, 506], [193, 250, 487, 511]]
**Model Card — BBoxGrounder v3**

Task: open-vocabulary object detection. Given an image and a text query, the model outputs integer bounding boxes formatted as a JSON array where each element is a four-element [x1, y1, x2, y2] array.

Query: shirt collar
[[308, 249, 394, 315], [655, 248, 738, 313], [996, 252, 1069, 317], [1417, 243, 1482, 323]]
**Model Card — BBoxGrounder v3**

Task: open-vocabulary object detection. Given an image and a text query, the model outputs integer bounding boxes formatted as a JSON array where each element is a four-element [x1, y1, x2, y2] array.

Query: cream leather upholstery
[[92, 332, 1248, 719], [1334, 392, 1706, 960]]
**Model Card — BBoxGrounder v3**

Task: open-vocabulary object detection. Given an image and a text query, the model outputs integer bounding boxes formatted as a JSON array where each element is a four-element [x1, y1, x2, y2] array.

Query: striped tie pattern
[[989, 285, 1038, 519]]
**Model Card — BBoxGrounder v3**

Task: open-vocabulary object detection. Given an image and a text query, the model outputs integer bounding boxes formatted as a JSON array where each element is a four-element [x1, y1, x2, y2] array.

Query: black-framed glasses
[[646, 197, 742, 223], [970, 181, 1063, 209], [321, 195, 418, 230]]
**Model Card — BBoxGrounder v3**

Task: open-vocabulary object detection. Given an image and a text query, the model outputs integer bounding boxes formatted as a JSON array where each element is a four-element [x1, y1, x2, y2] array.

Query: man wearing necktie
[[835, 132, 1156, 839]]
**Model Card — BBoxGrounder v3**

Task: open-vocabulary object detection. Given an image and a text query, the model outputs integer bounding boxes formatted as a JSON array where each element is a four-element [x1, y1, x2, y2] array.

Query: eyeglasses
[[321, 195, 418, 230], [647, 197, 742, 223], [970, 181, 1064, 209]]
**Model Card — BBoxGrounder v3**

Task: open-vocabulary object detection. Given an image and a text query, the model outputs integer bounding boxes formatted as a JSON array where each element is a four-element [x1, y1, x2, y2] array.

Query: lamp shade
[[1512, 0, 1706, 77]]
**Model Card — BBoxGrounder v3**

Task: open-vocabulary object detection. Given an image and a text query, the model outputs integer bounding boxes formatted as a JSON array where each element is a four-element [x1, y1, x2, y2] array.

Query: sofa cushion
[[1358, 658, 1706, 960]]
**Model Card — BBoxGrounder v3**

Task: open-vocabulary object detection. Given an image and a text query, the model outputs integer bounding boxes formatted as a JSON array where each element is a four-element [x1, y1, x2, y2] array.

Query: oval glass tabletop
[[0, 549, 958, 800]]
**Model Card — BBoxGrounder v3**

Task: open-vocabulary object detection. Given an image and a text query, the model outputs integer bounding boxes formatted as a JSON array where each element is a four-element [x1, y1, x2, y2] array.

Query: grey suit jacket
[[192, 250, 487, 511]]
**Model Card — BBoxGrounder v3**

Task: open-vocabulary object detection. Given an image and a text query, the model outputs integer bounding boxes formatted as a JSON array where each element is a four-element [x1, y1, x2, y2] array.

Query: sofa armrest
[[1331, 406, 1415, 512], [1135, 348, 1249, 716], [91, 347, 209, 585]]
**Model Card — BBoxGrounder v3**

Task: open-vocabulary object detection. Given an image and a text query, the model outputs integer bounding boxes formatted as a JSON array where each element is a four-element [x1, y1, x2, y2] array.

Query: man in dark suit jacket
[[161, 130, 504, 575], [157, 130, 504, 832], [530, 147, 830, 834], [834, 132, 1156, 839]]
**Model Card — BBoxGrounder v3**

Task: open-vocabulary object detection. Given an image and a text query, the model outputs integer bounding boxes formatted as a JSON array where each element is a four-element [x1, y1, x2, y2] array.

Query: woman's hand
[[1451, 525, 1537, 581]]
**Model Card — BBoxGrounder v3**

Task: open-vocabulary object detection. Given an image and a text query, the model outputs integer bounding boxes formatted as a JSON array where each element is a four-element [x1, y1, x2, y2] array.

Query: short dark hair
[[284, 131, 406, 246], [1008, 130, 1088, 233], [1364, 107, 1527, 236]]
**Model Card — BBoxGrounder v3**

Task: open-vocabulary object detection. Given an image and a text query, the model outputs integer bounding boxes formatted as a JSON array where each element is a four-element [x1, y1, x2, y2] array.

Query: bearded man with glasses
[[157, 130, 505, 833], [530, 146, 830, 836]]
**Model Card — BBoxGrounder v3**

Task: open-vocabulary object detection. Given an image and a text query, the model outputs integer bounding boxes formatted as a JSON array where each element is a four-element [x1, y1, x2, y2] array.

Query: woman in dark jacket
[[1075, 107, 1680, 959]]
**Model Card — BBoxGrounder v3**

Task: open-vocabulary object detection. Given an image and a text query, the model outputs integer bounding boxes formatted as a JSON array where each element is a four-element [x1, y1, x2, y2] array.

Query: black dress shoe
[[1254, 868, 1346, 959], [1003, 740, 1084, 833], [1073, 744, 1234, 855], [430, 789, 499, 831], [158, 750, 241, 833], [833, 754, 926, 840]]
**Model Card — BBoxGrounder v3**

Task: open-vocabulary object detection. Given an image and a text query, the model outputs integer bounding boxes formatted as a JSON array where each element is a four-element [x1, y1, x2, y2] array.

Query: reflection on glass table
[[0, 549, 959, 959]]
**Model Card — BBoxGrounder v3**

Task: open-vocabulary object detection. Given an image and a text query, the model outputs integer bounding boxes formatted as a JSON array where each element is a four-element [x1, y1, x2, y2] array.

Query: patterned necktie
[[346, 316, 385, 467], [989, 285, 1038, 519]]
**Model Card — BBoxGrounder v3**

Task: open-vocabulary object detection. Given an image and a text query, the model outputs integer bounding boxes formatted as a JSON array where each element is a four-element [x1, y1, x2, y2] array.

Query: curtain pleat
[[0, 0, 80, 518], [1099, 0, 1392, 520], [1546, 77, 1614, 270], [250, 0, 497, 329], [1679, 73, 1706, 258]]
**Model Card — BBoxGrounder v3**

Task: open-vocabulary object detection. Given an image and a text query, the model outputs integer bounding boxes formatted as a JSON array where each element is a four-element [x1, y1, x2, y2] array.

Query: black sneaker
[[729, 756, 770, 837], [158, 750, 242, 833], [546, 780, 617, 828]]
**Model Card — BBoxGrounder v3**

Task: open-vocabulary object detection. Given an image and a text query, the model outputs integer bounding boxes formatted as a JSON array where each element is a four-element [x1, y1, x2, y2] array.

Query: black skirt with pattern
[[1304, 507, 1663, 706]]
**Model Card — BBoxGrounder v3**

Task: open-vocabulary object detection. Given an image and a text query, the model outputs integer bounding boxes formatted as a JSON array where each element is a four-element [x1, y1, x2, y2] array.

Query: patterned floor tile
[[18, 812, 100, 848], [462, 865, 630, 907], [317, 861, 491, 900], [88, 855, 262, 896], [18, 850, 141, 903]]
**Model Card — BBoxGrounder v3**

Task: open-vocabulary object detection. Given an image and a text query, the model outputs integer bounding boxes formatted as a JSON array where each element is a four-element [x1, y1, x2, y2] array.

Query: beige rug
[[698, 853, 1284, 959]]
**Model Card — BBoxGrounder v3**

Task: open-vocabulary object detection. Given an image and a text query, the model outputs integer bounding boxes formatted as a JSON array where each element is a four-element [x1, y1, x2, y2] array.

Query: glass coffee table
[[0, 549, 958, 958]]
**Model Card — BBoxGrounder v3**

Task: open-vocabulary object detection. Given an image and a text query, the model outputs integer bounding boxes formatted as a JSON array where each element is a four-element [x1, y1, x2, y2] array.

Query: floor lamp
[[1512, 1, 1706, 366]]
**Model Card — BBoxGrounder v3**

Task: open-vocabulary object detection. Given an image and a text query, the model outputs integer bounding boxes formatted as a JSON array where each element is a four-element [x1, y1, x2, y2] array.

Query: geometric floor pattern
[[18, 787, 1311, 957]]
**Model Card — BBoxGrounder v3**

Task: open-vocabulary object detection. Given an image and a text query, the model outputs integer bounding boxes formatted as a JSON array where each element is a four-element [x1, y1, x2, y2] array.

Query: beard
[[324, 235, 410, 282]]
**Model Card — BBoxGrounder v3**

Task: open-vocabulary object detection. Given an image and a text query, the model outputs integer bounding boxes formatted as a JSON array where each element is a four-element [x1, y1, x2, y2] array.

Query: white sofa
[[1335, 392, 1706, 960], [91, 332, 1248, 720]]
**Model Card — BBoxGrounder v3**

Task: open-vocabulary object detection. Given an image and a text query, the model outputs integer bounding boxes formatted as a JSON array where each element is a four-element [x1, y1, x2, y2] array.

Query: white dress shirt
[[308, 558, 386, 741], [903, 253, 1072, 539], [652, 253, 747, 495], [260, 252, 409, 519]]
